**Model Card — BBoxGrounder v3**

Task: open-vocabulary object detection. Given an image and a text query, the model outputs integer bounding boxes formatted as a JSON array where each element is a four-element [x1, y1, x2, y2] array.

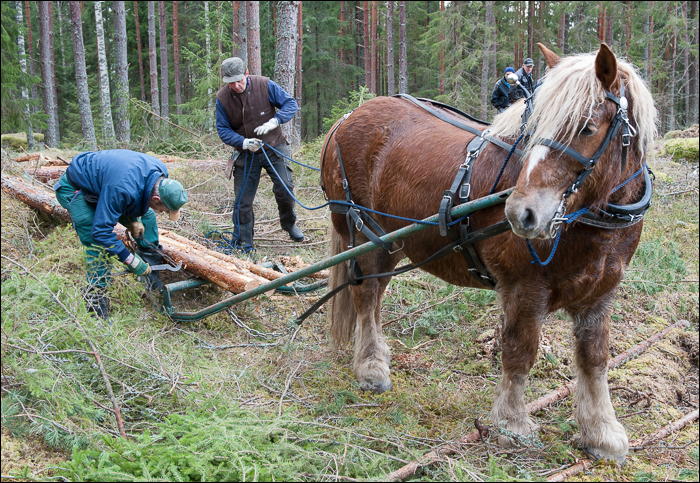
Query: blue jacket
[[215, 77, 298, 149], [65, 150, 168, 262]]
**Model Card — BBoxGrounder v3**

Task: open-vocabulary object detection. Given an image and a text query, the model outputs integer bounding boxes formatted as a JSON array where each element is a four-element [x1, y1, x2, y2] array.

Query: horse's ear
[[595, 43, 618, 90], [537, 43, 561, 69]]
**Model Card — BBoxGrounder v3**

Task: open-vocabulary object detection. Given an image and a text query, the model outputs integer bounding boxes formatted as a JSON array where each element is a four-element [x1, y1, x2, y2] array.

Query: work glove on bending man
[[125, 253, 152, 276], [242, 138, 263, 152], [130, 218, 145, 239], [253, 118, 279, 136]]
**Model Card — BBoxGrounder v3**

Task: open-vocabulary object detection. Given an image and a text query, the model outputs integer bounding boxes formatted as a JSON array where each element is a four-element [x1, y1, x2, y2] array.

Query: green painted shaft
[[168, 189, 512, 322]]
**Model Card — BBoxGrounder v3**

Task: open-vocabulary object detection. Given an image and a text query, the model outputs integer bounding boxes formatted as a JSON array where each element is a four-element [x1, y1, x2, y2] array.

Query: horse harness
[[300, 88, 651, 323]]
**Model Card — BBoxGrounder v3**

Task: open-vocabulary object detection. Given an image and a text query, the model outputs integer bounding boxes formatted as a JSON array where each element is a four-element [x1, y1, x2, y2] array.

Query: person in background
[[215, 57, 304, 253], [491, 66, 516, 114], [54, 150, 188, 319], [509, 57, 536, 103]]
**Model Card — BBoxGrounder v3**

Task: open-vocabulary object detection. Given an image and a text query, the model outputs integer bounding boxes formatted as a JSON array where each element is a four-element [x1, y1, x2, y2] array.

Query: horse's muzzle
[[505, 189, 561, 240]]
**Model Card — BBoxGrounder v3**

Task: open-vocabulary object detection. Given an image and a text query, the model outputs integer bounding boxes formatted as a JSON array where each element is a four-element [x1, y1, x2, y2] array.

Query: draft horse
[[320, 43, 657, 463]]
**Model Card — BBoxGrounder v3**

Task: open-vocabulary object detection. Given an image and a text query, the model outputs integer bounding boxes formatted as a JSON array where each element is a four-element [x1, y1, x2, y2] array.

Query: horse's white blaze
[[526, 145, 550, 184]]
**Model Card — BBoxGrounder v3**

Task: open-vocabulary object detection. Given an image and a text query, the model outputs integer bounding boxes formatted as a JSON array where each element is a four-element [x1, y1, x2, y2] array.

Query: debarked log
[[1, 173, 274, 294]]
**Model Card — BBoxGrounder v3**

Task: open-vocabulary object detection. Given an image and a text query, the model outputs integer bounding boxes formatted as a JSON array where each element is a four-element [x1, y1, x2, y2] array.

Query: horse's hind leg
[[569, 295, 628, 463], [491, 285, 543, 443]]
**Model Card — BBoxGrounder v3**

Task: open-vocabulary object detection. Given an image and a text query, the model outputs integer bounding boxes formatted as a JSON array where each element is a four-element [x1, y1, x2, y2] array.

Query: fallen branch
[[385, 318, 690, 481], [1, 255, 127, 440], [547, 409, 699, 482]]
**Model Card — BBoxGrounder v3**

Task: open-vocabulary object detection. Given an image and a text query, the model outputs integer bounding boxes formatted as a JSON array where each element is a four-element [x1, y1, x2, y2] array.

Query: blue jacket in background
[[65, 150, 168, 262], [215, 77, 298, 149]]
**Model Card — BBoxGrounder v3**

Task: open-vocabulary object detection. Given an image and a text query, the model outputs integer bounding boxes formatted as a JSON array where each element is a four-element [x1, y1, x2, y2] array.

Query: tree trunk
[[56, 2, 66, 70], [48, 2, 59, 142], [158, 1, 169, 120], [238, 1, 248, 65], [481, 1, 494, 119], [363, 2, 370, 88], [95, 1, 115, 147], [625, 1, 632, 56], [398, 0, 407, 94], [25, 2, 38, 109], [16, 0, 34, 150], [371, 1, 378, 93], [38, 1, 58, 148], [134, 1, 147, 103], [147, 1, 160, 128], [690, 0, 698, 124], [668, 4, 677, 132], [294, 2, 302, 146], [648, 1, 654, 82], [527, 0, 534, 58], [205, 1, 214, 131], [247, 1, 261, 75], [340, 1, 346, 65], [173, 1, 182, 117], [232, 1, 239, 56], [113, 1, 131, 143], [69, 1, 96, 150], [386, 1, 394, 96], [274, 1, 299, 146], [606, 6, 614, 48]]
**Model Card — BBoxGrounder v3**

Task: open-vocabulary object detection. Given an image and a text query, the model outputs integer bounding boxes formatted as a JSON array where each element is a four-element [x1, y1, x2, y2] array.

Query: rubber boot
[[136, 246, 164, 291], [84, 286, 110, 321], [234, 221, 255, 253]]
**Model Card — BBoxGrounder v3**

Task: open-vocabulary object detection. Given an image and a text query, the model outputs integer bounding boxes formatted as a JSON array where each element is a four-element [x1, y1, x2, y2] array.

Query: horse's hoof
[[359, 379, 392, 394], [580, 446, 627, 466]]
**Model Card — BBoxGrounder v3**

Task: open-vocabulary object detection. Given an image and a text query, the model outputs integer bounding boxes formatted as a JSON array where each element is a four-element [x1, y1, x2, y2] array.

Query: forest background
[[1, 0, 698, 154]]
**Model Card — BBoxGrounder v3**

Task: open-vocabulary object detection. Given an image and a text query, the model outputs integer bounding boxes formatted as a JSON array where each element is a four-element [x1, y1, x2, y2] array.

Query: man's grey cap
[[222, 57, 246, 83], [524, 58, 535, 66]]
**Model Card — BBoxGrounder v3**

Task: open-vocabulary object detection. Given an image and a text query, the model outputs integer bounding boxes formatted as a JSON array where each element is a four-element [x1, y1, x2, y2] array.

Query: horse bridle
[[524, 82, 642, 236]]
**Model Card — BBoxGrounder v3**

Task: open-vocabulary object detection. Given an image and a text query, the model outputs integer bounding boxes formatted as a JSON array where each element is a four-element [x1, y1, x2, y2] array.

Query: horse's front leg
[[570, 296, 628, 463], [351, 275, 392, 394], [491, 286, 543, 443]]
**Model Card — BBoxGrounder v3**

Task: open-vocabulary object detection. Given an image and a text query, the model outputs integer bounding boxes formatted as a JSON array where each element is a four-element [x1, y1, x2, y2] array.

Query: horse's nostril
[[519, 208, 537, 231]]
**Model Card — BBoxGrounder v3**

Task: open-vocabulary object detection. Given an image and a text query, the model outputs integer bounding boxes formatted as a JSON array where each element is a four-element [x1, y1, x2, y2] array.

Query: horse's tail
[[328, 224, 356, 347]]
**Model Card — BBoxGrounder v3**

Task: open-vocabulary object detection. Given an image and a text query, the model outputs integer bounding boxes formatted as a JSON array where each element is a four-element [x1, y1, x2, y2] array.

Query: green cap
[[159, 178, 188, 221]]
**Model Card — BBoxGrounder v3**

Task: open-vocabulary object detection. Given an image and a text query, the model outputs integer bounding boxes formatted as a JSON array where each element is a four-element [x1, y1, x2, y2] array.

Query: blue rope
[[526, 206, 589, 266], [610, 162, 647, 195], [262, 142, 321, 171], [489, 133, 525, 195]]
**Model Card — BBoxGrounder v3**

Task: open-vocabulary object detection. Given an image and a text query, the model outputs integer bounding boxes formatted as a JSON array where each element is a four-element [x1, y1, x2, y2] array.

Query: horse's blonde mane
[[489, 49, 657, 161]]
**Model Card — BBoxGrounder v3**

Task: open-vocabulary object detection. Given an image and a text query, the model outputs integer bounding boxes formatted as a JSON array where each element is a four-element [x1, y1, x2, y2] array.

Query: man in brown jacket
[[215, 57, 303, 252]]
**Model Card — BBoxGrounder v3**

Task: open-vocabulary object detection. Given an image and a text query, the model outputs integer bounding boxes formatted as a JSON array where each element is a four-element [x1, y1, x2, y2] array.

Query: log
[[26, 166, 67, 183], [14, 153, 41, 162], [1, 173, 271, 295]]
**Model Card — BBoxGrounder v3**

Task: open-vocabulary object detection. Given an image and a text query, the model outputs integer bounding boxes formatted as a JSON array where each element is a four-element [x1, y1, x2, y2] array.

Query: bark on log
[[2, 171, 71, 222], [14, 153, 41, 162], [26, 166, 67, 183]]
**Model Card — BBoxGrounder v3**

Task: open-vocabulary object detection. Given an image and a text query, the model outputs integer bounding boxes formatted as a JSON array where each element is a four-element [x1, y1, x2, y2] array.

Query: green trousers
[[54, 173, 159, 288]]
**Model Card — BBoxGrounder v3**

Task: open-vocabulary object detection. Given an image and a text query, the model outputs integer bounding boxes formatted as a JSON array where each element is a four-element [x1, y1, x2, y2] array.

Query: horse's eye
[[580, 124, 597, 136]]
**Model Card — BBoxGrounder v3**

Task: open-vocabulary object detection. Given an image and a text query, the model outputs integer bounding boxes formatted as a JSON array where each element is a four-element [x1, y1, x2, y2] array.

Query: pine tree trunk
[[274, 1, 299, 147], [481, 1, 493, 119], [173, 1, 182, 117], [16, 0, 34, 150], [25, 2, 38, 110], [371, 1, 377, 93], [247, 1, 261, 75], [668, 4, 677, 132], [363, 2, 370, 88], [398, 0, 407, 94], [606, 7, 614, 48], [625, 1, 632, 56], [238, 1, 248, 64], [386, 1, 394, 96], [527, 0, 534, 58], [205, 1, 214, 131], [56, 2, 66, 70], [113, 1, 131, 143], [648, 1, 654, 82], [340, 1, 346, 65], [95, 1, 115, 147], [690, 0, 698, 124], [158, 1, 169, 120], [294, 2, 302, 146], [147, 1, 160, 128], [134, 1, 147, 102], [682, 1, 690, 126], [38, 1, 58, 148], [48, 2, 59, 142], [232, 1, 239, 56], [69, 1, 96, 150]]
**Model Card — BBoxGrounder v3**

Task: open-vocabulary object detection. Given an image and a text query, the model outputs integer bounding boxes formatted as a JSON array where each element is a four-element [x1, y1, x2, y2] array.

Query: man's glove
[[254, 117, 279, 136], [130, 219, 145, 239], [242, 138, 263, 152], [125, 253, 151, 276]]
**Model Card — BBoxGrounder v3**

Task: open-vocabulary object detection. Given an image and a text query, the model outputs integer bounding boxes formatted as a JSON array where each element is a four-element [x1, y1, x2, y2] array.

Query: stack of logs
[[1, 172, 324, 295]]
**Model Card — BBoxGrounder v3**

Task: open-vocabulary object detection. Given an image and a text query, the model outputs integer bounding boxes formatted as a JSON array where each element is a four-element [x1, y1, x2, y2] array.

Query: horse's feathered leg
[[570, 294, 628, 464], [328, 226, 357, 346], [491, 284, 544, 444]]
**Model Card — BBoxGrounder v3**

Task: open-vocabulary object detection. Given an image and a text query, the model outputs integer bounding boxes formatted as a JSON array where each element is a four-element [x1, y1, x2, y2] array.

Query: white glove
[[253, 118, 279, 136], [242, 138, 263, 152], [130, 220, 145, 239]]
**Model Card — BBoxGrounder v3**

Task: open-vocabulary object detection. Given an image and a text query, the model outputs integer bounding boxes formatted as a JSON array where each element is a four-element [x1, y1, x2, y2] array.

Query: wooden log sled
[[1, 172, 314, 295]]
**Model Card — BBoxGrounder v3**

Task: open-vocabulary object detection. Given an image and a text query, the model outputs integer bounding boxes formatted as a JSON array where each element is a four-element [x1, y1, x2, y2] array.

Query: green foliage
[[626, 239, 688, 295], [664, 138, 700, 162], [322, 86, 376, 132], [1, 132, 44, 149]]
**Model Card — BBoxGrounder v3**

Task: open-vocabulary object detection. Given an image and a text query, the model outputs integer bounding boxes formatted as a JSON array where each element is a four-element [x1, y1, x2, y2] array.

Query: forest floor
[[1, 131, 698, 482]]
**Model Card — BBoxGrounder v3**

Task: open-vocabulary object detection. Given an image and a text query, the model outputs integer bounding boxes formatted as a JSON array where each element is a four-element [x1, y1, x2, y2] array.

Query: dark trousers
[[232, 143, 297, 248]]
